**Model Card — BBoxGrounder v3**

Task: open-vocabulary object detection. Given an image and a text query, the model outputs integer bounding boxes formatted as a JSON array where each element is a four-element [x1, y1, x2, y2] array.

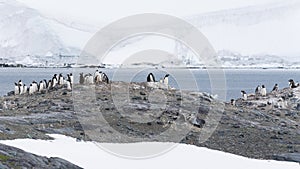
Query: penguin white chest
[[261, 88, 267, 96], [163, 77, 169, 85], [14, 85, 19, 95], [29, 86, 34, 95]]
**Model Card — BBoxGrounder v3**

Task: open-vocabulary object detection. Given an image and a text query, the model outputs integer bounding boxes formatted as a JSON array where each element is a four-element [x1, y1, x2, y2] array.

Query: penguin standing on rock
[[43, 79, 48, 89], [23, 84, 27, 94], [260, 85, 267, 97], [289, 79, 299, 88], [14, 82, 19, 95], [272, 84, 278, 92], [94, 70, 100, 79], [102, 73, 109, 83], [255, 85, 261, 96], [66, 79, 72, 91], [48, 80, 52, 89], [147, 73, 156, 82], [52, 74, 58, 87], [58, 73, 64, 85], [163, 74, 170, 86], [241, 90, 247, 100], [230, 99, 236, 106], [19, 83, 23, 94], [32, 81, 38, 93], [69, 73, 74, 86], [39, 81, 44, 92], [29, 84, 34, 95]]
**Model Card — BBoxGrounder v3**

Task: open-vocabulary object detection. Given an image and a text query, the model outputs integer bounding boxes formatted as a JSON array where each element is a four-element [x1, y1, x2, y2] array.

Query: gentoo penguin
[[94, 71, 102, 84], [18, 83, 23, 95], [48, 80, 52, 89], [255, 85, 261, 96], [58, 73, 64, 85], [241, 90, 247, 100], [289, 79, 299, 88], [14, 82, 19, 95], [230, 99, 236, 106], [163, 74, 170, 86], [43, 79, 48, 89], [260, 85, 267, 97], [69, 73, 74, 85], [79, 73, 84, 84], [29, 84, 34, 95], [23, 84, 27, 94], [67, 73, 74, 86], [272, 84, 278, 92], [39, 81, 44, 92], [84, 73, 94, 84], [102, 73, 109, 83], [52, 74, 58, 87], [94, 70, 100, 79], [66, 80, 72, 91], [147, 73, 155, 82], [32, 81, 38, 93]]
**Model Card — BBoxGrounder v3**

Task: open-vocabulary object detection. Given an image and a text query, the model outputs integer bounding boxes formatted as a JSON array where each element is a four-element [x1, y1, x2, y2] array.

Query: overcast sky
[[17, 0, 279, 25]]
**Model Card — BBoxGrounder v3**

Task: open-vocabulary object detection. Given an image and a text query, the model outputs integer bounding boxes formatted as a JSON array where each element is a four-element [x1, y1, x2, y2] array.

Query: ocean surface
[[1, 68, 300, 101]]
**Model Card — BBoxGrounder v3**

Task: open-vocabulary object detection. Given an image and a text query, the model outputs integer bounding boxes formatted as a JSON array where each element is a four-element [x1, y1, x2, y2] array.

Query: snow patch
[[0, 134, 299, 169]]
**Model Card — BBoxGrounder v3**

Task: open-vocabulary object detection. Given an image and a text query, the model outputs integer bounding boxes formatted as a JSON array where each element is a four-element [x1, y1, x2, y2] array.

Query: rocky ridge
[[0, 82, 299, 166]]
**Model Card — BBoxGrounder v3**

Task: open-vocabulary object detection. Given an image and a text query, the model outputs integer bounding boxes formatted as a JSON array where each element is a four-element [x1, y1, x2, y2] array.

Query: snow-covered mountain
[[187, 0, 300, 61], [0, 0, 93, 66], [1, 0, 300, 68]]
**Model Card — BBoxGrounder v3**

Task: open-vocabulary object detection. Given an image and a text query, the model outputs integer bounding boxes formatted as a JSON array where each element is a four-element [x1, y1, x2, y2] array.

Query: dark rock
[[273, 153, 300, 163], [257, 103, 267, 107], [296, 104, 300, 111], [270, 135, 282, 140], [198, 106, 210, 115], [232, 124, 241, 128], [0, 144, 82, 169], [6, 91, 14, 96], [192, 118, 205, 128]]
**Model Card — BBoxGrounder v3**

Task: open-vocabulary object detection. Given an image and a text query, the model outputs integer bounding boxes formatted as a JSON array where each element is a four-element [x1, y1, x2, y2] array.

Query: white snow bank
[[0, 134, 299, 169]]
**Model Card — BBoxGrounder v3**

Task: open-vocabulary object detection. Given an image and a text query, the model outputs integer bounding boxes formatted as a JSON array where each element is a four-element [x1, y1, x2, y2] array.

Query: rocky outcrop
[[0, 82, 299, 164], [0, 143, 82, 169]]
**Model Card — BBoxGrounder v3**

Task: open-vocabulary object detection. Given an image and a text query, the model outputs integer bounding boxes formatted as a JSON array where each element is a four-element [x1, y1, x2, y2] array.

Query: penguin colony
[[147, 73, 170, 85], [240, 79, 299, 100], [79, 70, 109, 85], [14, 73, 74, 95], [231, 79, 300, 108], [13, 71, 174, 96]]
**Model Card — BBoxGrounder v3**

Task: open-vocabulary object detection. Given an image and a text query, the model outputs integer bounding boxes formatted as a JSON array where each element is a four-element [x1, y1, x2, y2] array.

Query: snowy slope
[[0, 134, 299, 169]]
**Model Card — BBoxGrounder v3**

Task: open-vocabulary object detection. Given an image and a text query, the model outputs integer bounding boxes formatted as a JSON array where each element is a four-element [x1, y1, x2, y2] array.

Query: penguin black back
[[147, 73, 155, 82]]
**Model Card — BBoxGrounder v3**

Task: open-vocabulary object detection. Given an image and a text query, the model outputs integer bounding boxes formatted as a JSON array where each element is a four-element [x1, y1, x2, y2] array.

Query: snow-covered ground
[[0, 134, 299, 169]]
